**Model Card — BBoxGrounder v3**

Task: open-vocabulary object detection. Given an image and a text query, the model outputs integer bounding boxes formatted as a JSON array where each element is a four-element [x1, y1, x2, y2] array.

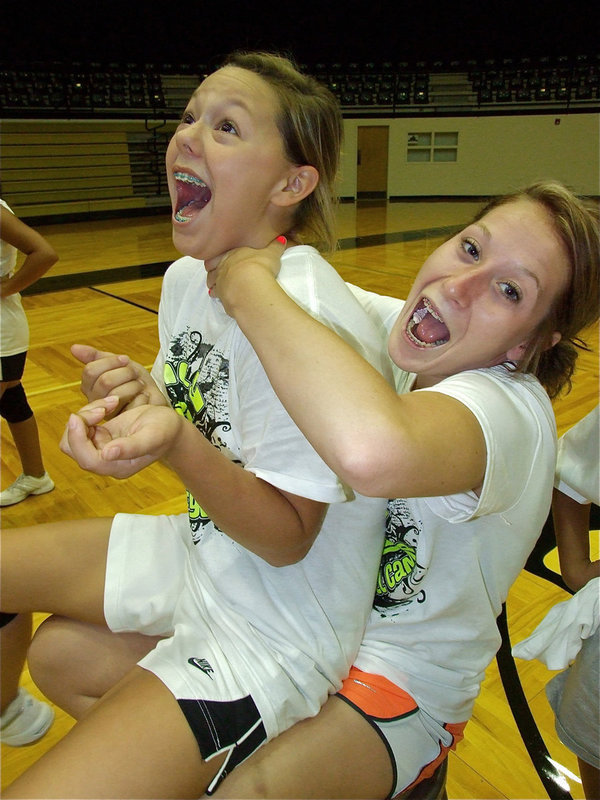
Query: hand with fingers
[[71, 343, 168, 416], [204, 235, 286, 307], [60, 396, 185, 479]]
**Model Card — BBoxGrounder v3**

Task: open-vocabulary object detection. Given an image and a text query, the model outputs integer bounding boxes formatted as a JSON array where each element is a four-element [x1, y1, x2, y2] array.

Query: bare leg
[[213, 695, 393, 799], [0, 613, 32, 712], [29, 615, 163, 718], [579, 757, 600, 800], [0, 380, 45, 477], [4, 666, 226, 799], [7, 416, 45, 477]]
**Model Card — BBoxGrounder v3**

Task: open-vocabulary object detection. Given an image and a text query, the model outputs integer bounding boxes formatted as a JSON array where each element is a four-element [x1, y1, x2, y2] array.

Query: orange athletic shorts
[[338, 666, 466, 798]]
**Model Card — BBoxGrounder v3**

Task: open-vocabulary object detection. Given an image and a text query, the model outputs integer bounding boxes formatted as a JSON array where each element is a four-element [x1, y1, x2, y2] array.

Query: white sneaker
[[0, 472, 55, 507], [0, 688, 54, 746]]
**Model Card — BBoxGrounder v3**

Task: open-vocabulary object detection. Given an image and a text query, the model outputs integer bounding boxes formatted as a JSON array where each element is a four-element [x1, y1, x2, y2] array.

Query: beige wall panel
[[340, 113, 599, 197]]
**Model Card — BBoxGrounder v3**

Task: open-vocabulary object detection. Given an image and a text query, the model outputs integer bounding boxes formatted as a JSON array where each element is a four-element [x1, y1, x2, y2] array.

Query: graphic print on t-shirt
[[374, 498, 429, 615], [163, 326, 239, 541]]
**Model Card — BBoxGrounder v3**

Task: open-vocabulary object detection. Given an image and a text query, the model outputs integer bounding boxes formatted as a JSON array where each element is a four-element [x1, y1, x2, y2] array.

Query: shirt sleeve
[[230, 326, 351, 504], [555, 406, 600, 505], [418, 368, 557, 521]]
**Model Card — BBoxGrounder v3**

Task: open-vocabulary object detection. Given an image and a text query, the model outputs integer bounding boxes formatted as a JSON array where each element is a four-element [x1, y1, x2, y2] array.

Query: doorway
[[357, 125, 389, 199]]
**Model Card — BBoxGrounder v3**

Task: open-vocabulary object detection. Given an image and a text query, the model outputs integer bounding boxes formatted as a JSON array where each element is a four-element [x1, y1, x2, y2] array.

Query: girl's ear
[[505, 331, 561, 363], [548, 331, 562, 348], [271, 166, 319, 207]]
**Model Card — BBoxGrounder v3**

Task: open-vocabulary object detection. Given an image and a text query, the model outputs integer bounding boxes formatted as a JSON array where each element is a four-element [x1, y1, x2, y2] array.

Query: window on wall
[[407, 132, 458, 162]]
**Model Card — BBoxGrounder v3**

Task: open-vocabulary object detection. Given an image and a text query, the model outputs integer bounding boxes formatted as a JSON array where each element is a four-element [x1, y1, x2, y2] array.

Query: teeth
[[412, 298, 444, 326], [412, 306, 428, 325], [174, 171, 207, 187], [422, 297, 443, 321]]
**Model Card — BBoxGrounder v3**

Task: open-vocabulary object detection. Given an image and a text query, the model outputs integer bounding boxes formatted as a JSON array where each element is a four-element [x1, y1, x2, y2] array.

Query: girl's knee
[[29, 615, 112, 717], [29, 616, 160, 717], [28, 615, 72, 692], [0, 382, 33, 422]]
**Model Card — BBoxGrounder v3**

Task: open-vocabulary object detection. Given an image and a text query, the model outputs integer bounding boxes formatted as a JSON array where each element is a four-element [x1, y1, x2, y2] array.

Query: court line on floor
[[88, 286, 159, 314]]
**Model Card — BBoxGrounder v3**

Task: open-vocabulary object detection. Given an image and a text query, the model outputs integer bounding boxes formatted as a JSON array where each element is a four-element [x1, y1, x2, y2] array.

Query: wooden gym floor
[[1, 199, 598, 798]]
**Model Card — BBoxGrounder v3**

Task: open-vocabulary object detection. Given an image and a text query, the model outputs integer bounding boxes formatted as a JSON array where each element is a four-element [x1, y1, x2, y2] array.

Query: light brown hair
[[222, 51, 342, 252], [476, 181, 599, 398]]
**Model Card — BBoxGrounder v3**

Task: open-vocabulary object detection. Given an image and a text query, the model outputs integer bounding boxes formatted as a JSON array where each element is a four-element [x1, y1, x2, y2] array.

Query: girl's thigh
[[213, 694, 394, 799], [1, 517, 113, 623], [3, 666, 224, 799]]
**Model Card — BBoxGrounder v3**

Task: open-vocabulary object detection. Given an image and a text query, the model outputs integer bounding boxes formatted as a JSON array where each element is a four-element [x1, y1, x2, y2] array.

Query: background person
[[514, 406, 599, 800], [0, 201, 57, 747], [0, 199, 57, 506]]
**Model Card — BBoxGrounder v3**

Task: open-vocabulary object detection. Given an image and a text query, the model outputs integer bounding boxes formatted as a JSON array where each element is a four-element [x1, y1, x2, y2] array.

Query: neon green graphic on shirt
[[164, 361, 205, 420], [164, 360, 210, 526], [376, 540, 417, 596]]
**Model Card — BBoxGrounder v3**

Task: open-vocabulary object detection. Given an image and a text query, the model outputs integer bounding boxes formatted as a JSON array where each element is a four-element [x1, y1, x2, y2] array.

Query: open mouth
[[173, 172, 212, 222], [406, 298, 450, 348]]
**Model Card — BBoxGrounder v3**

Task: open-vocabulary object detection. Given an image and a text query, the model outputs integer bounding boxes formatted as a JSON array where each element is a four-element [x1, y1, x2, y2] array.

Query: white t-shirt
[[0, 198, 29, 356], [347, 286, 558, 722], [145, 246, 391, 734], [555, 406, 599, 505]]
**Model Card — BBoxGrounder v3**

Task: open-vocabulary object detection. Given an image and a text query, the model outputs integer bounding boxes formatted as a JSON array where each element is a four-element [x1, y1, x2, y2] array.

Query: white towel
[[512, 578, 600, 670]]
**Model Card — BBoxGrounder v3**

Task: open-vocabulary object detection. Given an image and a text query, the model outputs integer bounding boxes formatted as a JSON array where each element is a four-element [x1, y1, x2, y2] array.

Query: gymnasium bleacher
[[1, 53, 598, 221], [3, 54, 599, 118]]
